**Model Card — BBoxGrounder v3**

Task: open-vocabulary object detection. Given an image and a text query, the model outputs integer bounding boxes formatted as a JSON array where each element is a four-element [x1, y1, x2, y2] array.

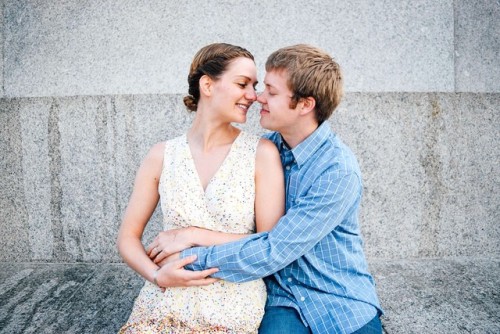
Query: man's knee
[[258, 306, 311, 334], [351, 315, 382, 334]]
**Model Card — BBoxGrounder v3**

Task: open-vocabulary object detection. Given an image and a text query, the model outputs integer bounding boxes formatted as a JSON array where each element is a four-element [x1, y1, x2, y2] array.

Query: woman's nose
[[246, 87, 257, 101], [245, 88, 257, 101]]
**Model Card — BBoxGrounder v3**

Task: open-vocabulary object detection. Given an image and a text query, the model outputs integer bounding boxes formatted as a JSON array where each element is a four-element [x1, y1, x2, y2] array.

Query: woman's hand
[[155, 253, 219, 288], [146, 227, 194, 264]]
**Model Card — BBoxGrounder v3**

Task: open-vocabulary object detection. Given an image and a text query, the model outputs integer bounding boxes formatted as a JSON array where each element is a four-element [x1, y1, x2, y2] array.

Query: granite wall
[[1, 0, 499, 262]]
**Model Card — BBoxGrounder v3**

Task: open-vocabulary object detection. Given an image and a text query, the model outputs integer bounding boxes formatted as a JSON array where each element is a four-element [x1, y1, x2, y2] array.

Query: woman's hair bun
[[183, 95, 197, 112]]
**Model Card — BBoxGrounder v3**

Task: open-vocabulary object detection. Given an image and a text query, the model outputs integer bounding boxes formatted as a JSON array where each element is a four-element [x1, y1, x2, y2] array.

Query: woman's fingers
[[153, 249, 168, 264], [145, 237, 158, 256], [155, 255, 219, 288], [185, 277, 220, 287], [147, 245, 161, 259]]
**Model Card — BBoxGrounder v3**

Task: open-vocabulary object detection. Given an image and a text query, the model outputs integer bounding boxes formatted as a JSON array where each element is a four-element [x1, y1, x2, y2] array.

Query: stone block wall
[[1, 0, 499, 262]]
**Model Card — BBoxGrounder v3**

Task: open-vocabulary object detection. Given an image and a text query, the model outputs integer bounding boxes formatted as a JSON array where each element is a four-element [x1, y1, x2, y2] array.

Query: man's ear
[[299, 96, 316, 116], [199, 75, 213, 97]]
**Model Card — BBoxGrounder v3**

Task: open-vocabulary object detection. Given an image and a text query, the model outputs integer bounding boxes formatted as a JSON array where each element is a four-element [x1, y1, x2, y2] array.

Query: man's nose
[[256, 92, 266, 103]]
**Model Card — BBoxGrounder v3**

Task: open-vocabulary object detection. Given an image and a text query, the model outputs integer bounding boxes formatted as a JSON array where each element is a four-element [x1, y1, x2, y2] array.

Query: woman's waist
[[160, 279, 267, 314], [163, 278, 266, 296], [162, 210, 255, 232]]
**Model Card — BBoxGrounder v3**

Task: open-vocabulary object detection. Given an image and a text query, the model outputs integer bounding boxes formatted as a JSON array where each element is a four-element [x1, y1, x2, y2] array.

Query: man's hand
[[155, 253, 219, 288], [147, 228, 193, 264]]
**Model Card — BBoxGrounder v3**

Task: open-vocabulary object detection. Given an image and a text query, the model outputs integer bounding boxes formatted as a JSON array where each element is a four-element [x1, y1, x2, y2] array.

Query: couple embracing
[[117, 43, 382, 334]]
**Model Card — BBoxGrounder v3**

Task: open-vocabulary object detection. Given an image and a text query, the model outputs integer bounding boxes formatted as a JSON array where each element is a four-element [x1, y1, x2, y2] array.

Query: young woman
[[117, 43, 285, 333]]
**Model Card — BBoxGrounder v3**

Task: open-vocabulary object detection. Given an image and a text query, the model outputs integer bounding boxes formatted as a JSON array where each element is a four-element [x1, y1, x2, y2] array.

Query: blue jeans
[[352, 315, 382, 334], [259, 306, 382, 334], [259, 306, 311, 334]]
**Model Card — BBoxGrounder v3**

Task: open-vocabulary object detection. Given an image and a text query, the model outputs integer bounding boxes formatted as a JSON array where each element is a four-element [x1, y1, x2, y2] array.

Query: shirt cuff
[[180, 247, 207, 271]]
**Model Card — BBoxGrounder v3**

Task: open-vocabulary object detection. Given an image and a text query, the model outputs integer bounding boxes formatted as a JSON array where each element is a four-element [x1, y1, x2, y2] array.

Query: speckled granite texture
[[0, 259, 498, 333], [1, 93, 498, 262], [3, 0, 498, 97]]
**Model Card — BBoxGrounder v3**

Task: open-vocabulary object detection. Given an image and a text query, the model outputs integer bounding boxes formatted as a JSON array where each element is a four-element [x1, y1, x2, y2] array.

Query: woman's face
[[209, 57, 258, 124]]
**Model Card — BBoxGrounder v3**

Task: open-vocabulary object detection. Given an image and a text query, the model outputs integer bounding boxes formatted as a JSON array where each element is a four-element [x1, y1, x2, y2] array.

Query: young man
[[150, 45, 383, 333]]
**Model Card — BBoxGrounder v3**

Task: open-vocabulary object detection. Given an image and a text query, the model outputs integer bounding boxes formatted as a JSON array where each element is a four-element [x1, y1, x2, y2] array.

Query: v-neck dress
[[119, 131, 267, 334]]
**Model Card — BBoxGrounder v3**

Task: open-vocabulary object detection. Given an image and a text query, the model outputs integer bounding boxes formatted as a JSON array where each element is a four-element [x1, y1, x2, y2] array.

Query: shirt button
[[287, 278, 292, 282], [300, 297, 305, 302], [285, 165, 291, 170]]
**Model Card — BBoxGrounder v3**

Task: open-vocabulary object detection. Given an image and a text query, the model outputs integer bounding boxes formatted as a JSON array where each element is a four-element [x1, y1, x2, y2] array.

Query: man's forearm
[[182, 231, 275, 283]]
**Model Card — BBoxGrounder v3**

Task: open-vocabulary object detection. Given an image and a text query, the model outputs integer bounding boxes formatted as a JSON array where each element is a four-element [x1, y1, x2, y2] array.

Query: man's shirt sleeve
[[182, 170, 362, 283]]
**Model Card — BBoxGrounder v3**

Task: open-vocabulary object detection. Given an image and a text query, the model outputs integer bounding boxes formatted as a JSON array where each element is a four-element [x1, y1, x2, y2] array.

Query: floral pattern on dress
[[120, 131, 266, 334]]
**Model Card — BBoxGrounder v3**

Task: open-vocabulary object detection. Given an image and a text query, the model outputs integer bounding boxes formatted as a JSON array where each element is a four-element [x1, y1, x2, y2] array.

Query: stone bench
[[1, 258, 498, 333]]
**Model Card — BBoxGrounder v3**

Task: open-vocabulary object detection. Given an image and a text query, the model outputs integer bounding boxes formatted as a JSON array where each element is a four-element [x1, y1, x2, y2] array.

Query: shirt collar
[[277, 122, 331, 168]]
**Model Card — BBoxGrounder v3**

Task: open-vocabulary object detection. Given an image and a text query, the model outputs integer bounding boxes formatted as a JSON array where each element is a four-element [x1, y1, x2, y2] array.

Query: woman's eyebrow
[[236, 75, 256, 82]]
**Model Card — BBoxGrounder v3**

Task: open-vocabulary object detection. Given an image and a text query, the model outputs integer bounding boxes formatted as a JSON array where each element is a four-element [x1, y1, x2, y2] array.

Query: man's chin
[[259, 118, 274, 131]]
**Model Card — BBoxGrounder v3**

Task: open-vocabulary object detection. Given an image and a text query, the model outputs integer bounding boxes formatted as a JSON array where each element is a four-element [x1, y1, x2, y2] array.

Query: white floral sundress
[[120, 131, 266, 334]]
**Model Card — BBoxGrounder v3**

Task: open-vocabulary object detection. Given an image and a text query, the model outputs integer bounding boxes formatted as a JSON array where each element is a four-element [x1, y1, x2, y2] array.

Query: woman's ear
[[199, 75, 212, 97], [299, 96, 316, 116]]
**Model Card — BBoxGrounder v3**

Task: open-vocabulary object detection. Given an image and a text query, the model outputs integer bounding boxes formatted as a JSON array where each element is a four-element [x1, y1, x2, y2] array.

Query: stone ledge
[[0, 258, 498, 333]]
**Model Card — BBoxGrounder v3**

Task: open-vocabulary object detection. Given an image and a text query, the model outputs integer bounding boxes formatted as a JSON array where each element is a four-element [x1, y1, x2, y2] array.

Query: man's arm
[[183, 169, 362, 282]]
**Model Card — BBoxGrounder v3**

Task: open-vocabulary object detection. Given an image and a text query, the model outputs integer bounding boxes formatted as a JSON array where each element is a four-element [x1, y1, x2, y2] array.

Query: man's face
[[257, 70, 300, 133]]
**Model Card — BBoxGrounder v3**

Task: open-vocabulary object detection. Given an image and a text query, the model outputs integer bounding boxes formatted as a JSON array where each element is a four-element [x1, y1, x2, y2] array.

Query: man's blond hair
[[266, 44, 343, 123]]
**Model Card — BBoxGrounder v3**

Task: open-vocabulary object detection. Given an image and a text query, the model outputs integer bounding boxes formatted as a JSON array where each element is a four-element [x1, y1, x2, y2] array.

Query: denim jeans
[[259, 306, 382, 334], [258, 306, 311, 334], [352, 315, 382, 334]]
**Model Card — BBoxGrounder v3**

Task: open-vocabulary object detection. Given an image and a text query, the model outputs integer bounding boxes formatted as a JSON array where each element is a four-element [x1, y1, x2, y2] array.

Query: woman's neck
[[188, 114, 240, 151]]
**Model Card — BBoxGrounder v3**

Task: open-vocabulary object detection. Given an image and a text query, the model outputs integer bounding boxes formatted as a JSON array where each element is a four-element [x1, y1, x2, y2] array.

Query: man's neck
[[280, 122, 319, 149]]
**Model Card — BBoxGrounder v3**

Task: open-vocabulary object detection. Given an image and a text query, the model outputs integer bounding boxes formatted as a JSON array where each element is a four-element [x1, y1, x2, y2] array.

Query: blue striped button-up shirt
[[183, 122, 382, 333]]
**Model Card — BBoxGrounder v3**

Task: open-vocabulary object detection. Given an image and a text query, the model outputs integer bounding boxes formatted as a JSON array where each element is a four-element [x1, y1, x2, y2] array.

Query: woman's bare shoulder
[[148, 141, 166, 159], [256, 137, 279, 155], [256, 138, 280, 168], [139, 142, 167, 172]]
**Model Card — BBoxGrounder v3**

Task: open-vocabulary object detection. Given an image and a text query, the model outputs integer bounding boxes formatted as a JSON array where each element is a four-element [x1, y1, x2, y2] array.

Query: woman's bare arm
[[117, 142, 164, 283], [117, 142, 218, 286], [254, 138, 285, 232]]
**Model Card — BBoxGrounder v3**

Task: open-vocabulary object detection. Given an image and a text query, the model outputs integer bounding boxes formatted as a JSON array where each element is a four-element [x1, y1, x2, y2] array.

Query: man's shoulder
[[315, 133, 361, 176]]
